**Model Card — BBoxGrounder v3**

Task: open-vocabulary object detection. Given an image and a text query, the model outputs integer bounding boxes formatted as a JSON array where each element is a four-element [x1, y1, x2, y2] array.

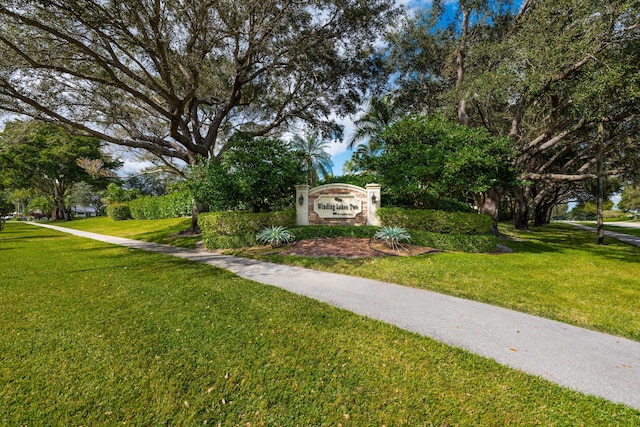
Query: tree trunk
[[533, 202, 553, 226], [478, 187, 503, 236], [513, 186, 530, 230], [190, 201, 208, 234], [596, 122, 605, 244], [456, 4, 470, 126]]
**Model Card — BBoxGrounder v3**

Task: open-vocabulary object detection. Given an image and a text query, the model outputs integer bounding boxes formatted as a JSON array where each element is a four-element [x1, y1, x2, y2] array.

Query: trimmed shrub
[[377, 207, 491, 235], [107, 204, 131, 221], [199, 210, 295, 249], [291, 225, 378, 241], [409, 230, 496, 253], [128, 190, 192, 220]]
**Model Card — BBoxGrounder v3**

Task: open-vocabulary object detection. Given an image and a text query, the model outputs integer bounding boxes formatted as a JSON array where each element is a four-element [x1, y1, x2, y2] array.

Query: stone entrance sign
[[295, 183, 380, 226], [314, 194, 362, 218]]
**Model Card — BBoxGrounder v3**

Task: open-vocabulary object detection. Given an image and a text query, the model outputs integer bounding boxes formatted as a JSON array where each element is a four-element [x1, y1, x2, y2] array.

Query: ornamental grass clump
[[374, 225, 411, 251], [256, 226, 295, 247]]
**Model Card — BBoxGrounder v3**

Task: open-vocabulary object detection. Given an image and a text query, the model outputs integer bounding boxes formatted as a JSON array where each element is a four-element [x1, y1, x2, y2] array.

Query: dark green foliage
[[372, 115, 517, 208], [321, 174, 379, 188], [128, 191, 192, 220], [378, 207, 492, 235], [409, 230, 496, 253], [0, 120, 120, 220], [103, 183, 139, 204], [199, 210, 296, 249], [291, 225, 379, 240], [322, 174, 473, 212], [619, 185, 640, 215], [106, 204, 131, 221], [189, 136, 306, 213], [0, 190, 12, 217]]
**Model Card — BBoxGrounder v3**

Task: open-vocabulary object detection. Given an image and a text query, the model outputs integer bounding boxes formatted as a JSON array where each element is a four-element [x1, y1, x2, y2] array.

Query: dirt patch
[[278, 237, 439, 258]]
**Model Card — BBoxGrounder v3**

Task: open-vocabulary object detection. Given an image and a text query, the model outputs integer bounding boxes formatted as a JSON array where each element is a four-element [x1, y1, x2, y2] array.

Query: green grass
[[1, 221, 638, 424], [228, 223, 640, 342], [53, 216, 200, 248], [577, 221, 640, 238]]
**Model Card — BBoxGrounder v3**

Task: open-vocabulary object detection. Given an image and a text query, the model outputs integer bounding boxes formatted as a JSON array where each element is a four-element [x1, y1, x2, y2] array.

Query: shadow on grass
[[503, 223, 640, 264]]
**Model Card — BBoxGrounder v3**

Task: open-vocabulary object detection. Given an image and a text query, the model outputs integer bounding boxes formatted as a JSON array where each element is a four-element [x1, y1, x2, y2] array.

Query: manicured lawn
[[55, 216, 200, 248], [1, 222, 638, 424], [578, 221, 640, 238], [229, 223, 640, 342]]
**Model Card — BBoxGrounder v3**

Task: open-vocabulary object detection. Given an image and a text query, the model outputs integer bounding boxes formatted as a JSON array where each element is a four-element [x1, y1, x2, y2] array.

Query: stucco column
[[295, 184, 310, 226], [366, 184, 381, 226]]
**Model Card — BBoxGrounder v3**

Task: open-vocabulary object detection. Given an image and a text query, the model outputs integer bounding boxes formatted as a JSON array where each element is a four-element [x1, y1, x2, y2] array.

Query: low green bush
[[200, 210, 295, 249], [291, 225, 378, 240], [378, 207, 491, 235], [107, 204, 131, 221], [128, 191, 192, 220], [409, 230, 497, 253]]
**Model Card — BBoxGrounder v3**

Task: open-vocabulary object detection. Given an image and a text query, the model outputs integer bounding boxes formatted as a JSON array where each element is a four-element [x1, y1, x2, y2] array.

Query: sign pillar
[[295, 184, 310, 226], [366, 184, 381, 226]]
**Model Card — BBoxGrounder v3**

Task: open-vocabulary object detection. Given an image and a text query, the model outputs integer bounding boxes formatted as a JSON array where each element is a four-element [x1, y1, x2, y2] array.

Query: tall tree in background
[[290, 132, 334, 187], [346, 94, 400, 174], [0, 120, 119, 220], [619, 184, 640, 219]]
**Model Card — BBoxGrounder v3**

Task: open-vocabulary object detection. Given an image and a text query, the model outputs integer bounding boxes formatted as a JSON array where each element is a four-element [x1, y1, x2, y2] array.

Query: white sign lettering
[[313, 195, 362, 218]]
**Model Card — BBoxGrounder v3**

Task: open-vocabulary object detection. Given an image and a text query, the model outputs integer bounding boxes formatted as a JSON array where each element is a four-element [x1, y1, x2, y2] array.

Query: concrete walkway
[[29, 222, 640, 411], [568, 221, 640, 247]]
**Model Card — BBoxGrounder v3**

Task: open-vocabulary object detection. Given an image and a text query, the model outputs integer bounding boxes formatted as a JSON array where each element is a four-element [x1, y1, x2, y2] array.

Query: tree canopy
[[0, 120, 119, 219], [382, 0, 640, 229], [189, 135, 305, 213], [371, 115, 517, 212], [0, 0, 399, 169]]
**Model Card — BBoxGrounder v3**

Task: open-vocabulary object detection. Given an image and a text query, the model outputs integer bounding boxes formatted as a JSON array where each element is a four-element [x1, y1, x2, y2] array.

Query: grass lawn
[[1, 221, 639, 424], [55, 216, 201, 248]]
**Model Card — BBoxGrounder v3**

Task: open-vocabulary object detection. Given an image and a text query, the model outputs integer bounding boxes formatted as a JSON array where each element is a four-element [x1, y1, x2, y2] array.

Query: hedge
[[128, 191, 192, 220], [291, 226, 378, 240], [408, 230, 496, 253], [377, 207, 491, 235], [107, 204, 130, 221], [199, 209, 496, 252], [199, 210, 296, 249]]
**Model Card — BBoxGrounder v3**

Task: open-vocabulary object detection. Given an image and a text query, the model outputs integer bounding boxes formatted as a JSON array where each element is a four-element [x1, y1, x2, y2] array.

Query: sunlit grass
[[1, 222, 638, 424], [54, 216, 200, 248]]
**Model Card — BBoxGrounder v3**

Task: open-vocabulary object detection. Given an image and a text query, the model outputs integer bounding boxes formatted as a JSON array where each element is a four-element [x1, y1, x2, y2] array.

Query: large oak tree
[[0, 0, 398, 166], [0, 0, 399, 227]]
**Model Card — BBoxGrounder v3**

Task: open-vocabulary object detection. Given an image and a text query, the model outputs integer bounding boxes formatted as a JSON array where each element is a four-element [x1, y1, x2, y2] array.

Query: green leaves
[[256, 226, 295, 248], [372, 115, 517, 208], [374, 225, 411, 251], [189, 136, 306, 213]]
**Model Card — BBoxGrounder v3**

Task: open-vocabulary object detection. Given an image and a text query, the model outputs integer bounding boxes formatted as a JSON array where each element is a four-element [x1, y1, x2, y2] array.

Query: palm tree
[[346, 94, 400, 173], [290, 132, 334, 187], [346, 94, 399, 150]]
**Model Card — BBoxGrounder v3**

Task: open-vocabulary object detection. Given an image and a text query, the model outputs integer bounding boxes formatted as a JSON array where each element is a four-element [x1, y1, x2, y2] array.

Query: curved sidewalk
[[30, 222, 640, 411]]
